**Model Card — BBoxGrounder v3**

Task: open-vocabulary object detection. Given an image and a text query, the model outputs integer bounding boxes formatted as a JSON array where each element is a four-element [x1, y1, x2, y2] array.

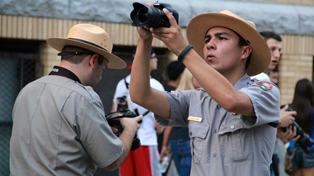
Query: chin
[[269, 65, 276, 70]]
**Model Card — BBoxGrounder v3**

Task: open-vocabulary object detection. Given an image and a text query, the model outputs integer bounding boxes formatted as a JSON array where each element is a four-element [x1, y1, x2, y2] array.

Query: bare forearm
[[162, 127, 172, 147], [130, 38, 153, 103], [130, 38, 171, 118], [155, 121, 164, 134]]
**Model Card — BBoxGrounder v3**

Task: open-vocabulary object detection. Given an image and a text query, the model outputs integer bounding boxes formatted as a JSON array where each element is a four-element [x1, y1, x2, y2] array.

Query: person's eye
[[219, 37, 227, 40], [204, 39, 210, 44]]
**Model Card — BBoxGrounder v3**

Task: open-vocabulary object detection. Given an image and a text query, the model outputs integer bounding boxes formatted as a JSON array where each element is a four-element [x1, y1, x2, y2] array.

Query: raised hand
[[279, 105, 296, 127], [150, 8, 189, 56], [136, 2, 154, 41]]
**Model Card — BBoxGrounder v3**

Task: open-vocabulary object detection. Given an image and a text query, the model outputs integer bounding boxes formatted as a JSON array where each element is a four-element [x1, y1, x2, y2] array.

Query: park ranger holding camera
[[129, 2, 280, 176], [10, 24, 142, 176]]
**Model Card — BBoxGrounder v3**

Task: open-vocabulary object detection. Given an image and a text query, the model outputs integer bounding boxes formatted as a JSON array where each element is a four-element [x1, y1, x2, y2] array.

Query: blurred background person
[[252, 31, 296, 176], [112, 49, 164, 176], [269, 66, 279, 86], [252, 31, 282, 80], [287, 78, 314, 176], [160, 68, 200, 176], [158, 60, 185, 152], [158, 61, 185, 176], [163, 61, 185, 92]]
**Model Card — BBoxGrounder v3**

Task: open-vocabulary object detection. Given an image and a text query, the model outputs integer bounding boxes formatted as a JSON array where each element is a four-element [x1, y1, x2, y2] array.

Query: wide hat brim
[[187, 12, 270, 76], [46, 38, 126, 69]]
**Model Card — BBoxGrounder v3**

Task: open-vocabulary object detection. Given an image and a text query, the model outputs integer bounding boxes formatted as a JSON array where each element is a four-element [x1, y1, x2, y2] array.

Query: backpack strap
[[124, 78, 129, 89], [142, 110, 150, 117], [134, 108, 150, 117]]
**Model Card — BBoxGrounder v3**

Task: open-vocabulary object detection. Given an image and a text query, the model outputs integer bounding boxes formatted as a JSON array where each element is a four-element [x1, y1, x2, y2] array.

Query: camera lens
[[137, 7, 148, 23], [130, 2, 179, 28]]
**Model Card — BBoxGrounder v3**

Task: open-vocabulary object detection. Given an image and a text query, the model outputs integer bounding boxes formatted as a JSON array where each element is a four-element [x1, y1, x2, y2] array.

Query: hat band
[[69, 38, 109, 52]]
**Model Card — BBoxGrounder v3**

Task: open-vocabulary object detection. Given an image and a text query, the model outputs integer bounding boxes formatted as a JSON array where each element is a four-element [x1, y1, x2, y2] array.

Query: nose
[[205, 39, 216, 50], [273, 49, 280, 59]]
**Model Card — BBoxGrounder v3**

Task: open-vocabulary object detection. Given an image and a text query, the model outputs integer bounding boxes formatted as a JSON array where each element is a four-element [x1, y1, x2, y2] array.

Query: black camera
[[280, 105, 314, 153], [105, 108, 141, 151], [130, 2, 179, 28]]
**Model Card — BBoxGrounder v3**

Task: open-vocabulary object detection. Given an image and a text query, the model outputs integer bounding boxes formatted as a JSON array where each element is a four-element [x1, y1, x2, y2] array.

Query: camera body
[[130, 2, 179, 28], [280, 105, 314, 153], [105, 108, 141, 151]]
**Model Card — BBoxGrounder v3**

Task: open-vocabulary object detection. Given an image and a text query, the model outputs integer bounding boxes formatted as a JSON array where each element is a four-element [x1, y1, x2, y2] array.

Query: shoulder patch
[[256, 81, 273, 91]]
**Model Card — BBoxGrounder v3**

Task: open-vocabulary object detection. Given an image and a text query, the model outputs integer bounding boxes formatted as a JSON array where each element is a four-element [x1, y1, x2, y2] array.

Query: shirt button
[[231, 125, 235, 129], [213, 153, 216, 157], [189, 132, 192, 136]]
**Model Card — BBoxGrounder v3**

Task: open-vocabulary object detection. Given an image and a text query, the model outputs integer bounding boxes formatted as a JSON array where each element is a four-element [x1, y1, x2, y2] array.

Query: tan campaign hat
[[187, 10, 270, 76], [47, 24, 126, 69]]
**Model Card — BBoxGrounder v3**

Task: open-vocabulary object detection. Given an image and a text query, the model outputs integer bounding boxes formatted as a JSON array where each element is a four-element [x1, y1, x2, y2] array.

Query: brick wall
[[39, 43, 60, 75], [279, 54, 313, 105], [279, 35, 314, 104]]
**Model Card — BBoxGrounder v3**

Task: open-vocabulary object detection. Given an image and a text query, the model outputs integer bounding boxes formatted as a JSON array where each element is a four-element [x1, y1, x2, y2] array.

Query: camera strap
[[48, 66, 81, 84], [124, 77, 129, 89]]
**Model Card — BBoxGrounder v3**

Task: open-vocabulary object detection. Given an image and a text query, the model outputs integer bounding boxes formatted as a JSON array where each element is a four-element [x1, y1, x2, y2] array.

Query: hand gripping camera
[[280, 105, 314, 153], [130, 2, 179, 28], [105, 108, 141, 151]]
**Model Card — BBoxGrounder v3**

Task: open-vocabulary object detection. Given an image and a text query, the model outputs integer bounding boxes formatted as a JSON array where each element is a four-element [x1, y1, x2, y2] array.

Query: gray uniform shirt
[[10, 75, 123, 176], [156, 74, 280, 176]]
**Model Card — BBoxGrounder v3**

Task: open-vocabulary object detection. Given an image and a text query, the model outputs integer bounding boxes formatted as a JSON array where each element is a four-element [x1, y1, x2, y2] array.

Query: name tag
[[188, 116, 202, 122]]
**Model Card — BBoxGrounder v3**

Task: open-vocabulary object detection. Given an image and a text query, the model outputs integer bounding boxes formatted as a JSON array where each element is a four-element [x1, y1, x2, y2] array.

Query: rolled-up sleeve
[[155, 90, 191, 127]]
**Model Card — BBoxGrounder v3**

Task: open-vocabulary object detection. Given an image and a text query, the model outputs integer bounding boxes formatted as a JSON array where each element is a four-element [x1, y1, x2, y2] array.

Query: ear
[[89, 54, 98, 70], [241, 46, 252, 60]]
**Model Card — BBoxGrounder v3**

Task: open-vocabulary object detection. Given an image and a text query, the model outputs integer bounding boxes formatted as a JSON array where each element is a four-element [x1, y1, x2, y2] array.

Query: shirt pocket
[[189, 122, 209, 164], [219, 120, 251, 162]]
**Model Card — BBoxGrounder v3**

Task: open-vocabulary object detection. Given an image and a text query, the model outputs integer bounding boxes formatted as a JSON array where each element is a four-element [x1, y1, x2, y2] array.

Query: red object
[[120, 146, 152, 176]]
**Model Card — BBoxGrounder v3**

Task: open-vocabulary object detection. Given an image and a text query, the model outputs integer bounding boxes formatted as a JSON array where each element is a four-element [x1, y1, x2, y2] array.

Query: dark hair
[[290, 78, 314, 135], [167, 61, 185, 81], [259, 31, 282, 42], [61, 45, 105, 65], [236, 33, 251, 70]]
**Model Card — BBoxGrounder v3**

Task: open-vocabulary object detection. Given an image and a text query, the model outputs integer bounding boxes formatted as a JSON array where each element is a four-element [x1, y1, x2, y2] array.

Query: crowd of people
[[9, 2, 314, 176]]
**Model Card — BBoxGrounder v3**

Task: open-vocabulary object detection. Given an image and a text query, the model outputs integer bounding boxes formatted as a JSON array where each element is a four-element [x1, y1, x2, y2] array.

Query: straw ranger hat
[[186, 10, 270, 76], [47, 24, 126, 69]]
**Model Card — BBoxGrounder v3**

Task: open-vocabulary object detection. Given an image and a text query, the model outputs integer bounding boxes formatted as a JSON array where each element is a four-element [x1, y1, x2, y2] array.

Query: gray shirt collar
[[234, 73, 251, 90]]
